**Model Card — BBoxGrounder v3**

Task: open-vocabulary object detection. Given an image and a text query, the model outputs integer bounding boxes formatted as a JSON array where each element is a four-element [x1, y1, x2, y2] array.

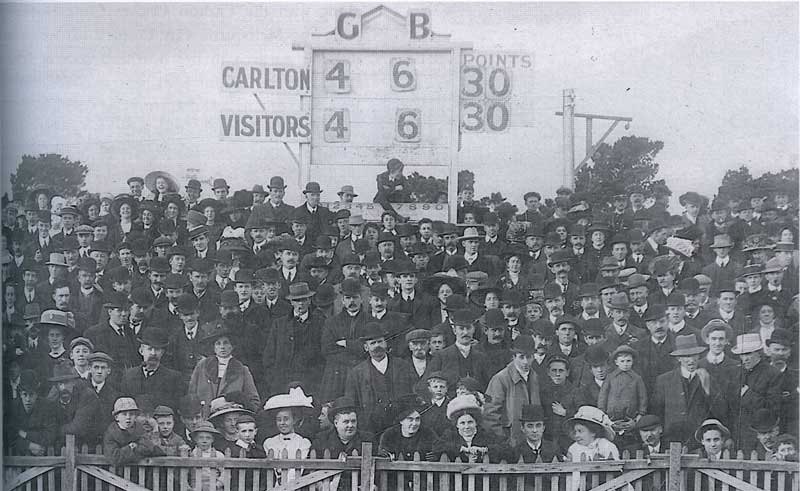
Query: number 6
[[396, 109, 421, 142], [391, 58, 416, 92]]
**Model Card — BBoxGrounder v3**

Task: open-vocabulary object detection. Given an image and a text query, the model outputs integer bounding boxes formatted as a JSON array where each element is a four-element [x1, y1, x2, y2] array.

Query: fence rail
[[4, 435, 798, 491]]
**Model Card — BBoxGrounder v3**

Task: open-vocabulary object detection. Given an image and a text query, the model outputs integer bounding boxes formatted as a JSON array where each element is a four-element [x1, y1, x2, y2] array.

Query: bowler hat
[[665, 292, 686, 307], [766, 328, 792, 347], [750, 409, 780, 433], [670, 335, 707, 356], [678, 278, 700, 295], [340, 253, 363, 267], [519, 404, 545, 422], [340, 278, 363, 297], [642, 304, 667, 322], [510, 335, 537, 354], [233, 269, 254, 283], [450, 308, 478, 326], [584, 344, 608, 366], [314, 284, 336, 307], [185, 179, 202, 191], [328, 396, 358, 420], [582, 318, 606, 338], [163, 274, 188, 290], [77, 256, 97, 273], [484, 309, 506, 331], [268, 176, 287, 189], [103, 292, 131, 309], [444, 294, 469, 312], [286, 282, 315, 301], [303, 182, 322, 194], [18, 369, 41, 393], [175, 293, 199, 314], [137, 327, 170, 349], [359, 322, 386, 342], [369, 282, 390, 299], [149, 256, 170, 273], [627, 274, 649, 290], [127, 176, 145, 186]]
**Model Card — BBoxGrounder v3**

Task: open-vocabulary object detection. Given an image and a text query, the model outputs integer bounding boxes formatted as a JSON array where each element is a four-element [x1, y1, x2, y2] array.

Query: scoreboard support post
[[447, 48, 462, 223]]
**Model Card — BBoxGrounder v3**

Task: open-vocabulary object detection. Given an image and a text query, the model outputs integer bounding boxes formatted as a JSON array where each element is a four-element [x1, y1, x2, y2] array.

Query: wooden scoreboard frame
[[293, 6, 472, 222]]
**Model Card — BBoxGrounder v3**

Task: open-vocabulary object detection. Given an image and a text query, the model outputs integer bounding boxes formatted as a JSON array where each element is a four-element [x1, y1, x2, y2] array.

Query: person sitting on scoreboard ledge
[[374, 158, 409, 219]]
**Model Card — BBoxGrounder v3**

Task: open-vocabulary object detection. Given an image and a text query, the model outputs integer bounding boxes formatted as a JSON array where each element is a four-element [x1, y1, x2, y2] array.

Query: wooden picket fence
[[4, 435, 799, 491]]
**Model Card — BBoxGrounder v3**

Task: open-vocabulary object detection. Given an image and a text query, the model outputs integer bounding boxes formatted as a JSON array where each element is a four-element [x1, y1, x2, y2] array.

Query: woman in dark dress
[[432, 394, 510, 464], [378, 394, 438, 462]]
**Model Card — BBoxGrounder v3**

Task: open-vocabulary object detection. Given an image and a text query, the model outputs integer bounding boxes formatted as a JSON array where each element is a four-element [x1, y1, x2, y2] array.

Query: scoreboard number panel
[[460, 65, 513, 133], [311, 50, 453, 167], [324, 60, 351, 93]]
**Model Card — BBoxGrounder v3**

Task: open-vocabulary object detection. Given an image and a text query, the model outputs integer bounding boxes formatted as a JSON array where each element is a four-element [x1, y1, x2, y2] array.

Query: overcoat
[[188, 356, 260, 413], [484, 362, 542, 445]]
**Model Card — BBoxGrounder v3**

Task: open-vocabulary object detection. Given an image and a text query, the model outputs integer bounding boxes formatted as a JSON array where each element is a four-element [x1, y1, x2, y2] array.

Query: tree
[[404, 170, 475, 202], [11, 154, 88, 202], [574, 136, 665, 207], [717, 166, 798, 204]]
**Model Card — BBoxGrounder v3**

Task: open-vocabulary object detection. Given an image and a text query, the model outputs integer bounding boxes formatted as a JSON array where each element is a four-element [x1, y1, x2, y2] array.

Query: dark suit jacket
[[388, 289, 436, 330], [513, 439, 562, 463], [120, 365, 185, 413], [701, 260, 741, 295], [262, 311, 325, 396], [427, 343, 494, 392], [84, 322, 141, 386], [344, 356, 416, 434]]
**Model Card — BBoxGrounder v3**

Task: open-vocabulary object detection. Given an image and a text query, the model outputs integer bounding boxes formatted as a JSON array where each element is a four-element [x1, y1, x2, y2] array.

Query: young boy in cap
[[87, 351, 119, 430], [419, 371, 450, 436], [598, 345, 647, 433], [153, 405, 188, 455], [513, 404, 562, 463], [103, 397, 165, 465]]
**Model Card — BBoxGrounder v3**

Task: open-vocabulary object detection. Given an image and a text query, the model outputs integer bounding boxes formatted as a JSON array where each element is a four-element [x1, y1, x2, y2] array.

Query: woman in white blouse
[[262, 388, 314, 484]]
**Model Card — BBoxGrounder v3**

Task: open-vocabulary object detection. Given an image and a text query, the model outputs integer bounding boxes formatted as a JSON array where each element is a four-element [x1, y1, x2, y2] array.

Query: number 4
[[324, 60, 351, 93], [323, 109, 350, 142]]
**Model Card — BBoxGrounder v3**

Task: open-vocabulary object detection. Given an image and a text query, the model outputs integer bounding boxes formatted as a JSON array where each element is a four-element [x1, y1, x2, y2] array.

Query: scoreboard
[[219, 5, 534, 220], [311, 50, 456, 168]]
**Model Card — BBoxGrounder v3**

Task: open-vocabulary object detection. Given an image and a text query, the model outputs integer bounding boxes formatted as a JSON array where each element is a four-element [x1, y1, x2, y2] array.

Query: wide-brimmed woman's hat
[[566, 406, 615, 441], [446, 394, 484, 421], [144, 171, 179, 194], [424, 273, 466, 296], [694, 418, 730, 443], [112, 194, 138, 218], [263, 387, 314, 412], [207, 397, 253, 421]]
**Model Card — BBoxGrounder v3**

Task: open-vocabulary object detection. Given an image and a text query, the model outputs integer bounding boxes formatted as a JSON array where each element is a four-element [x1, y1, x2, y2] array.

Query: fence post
[[360, 442, 374, 491], [63, 434, 76, 491], [667, 442, 682, 491]]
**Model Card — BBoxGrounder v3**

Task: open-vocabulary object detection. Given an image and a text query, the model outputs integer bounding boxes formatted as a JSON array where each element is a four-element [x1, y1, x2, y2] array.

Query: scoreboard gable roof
[[310, 4, 451, 42]]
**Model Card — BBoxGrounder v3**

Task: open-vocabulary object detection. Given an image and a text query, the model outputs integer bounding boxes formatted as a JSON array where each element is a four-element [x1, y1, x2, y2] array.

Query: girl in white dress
[[262, 387, 314, 484], [565, 406, 620, 462]]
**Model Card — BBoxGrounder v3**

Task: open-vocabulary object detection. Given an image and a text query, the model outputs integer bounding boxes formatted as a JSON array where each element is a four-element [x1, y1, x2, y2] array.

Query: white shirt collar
[[371, 356, 389, 374]]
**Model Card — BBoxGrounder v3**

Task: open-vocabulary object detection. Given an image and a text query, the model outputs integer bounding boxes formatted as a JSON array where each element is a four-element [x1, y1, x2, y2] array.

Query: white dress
[[566, 438, 619, 462], [263, 432, 311, 483]]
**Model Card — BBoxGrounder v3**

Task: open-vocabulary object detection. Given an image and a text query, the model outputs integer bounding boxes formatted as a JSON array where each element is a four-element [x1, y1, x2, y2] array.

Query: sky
[[1, 2, 797, 210]]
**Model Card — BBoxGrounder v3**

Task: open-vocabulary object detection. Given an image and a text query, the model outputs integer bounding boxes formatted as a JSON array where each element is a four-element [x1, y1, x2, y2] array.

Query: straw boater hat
[[694, 418, 730, 443], [263, 387, 314, 412], [566, 406, 616, 441]]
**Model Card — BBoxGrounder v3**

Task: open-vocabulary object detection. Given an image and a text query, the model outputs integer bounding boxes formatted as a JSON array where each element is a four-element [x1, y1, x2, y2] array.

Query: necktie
[[145, 369, 155, 378]]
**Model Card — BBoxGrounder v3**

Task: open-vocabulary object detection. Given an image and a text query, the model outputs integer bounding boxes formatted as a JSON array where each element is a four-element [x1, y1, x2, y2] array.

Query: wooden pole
[[667, 442, 682, 491], [562, 89, 575, 189], [360, 442, 375, 491], [63, 434, 76, 491], [447, 47, 462, 223]]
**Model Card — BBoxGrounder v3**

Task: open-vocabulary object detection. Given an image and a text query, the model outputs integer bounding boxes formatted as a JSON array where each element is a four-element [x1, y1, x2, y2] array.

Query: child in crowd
[[597, 345, 647, 431], [420, 371, 450, 434], [153, 405, 188, 456], [262, 388, 313, 484], [188, 421, 226, 491], [103, 397, 165, 465], [234, 414, 265, 458], [565, 406, 619, 462]]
